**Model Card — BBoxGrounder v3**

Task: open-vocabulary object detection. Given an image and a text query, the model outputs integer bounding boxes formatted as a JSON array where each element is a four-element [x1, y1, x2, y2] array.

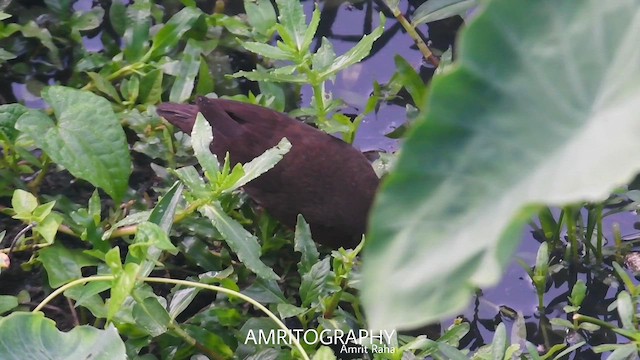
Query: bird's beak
[[156, 103, 199, 133]]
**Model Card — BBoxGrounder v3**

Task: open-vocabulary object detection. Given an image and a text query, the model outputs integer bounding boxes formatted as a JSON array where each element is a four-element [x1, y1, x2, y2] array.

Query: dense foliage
[[1, 0, 640, 359]]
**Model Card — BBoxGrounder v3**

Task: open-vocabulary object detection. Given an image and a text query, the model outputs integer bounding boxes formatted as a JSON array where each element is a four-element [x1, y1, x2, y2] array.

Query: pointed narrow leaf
[[221, 138, 291, 193], [169, 39, 203, 103], [412, 0, 478, 26], [192, 112, 220, 182], [242, 42, 294, 61], [318, 14, 385, 80], [149, 7, 203, 59], [201, 203, 279, 280], [275, 0, 307, 50]]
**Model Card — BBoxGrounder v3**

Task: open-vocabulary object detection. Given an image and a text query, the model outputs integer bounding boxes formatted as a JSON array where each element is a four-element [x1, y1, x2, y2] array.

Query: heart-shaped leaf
[[0, 312, 126, 359], [363, 0, 640, 330], [16, 86, 131, 202]]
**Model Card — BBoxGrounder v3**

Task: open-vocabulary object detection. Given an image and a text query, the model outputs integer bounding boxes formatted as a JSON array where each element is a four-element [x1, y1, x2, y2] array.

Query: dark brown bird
[[156, 97, 379, 248]]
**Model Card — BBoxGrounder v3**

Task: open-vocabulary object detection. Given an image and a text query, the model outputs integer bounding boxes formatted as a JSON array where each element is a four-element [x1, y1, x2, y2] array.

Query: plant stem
[[81, 62, 145, 92], [34, 275, 311, 360], [311, 81, 328, 124], [596, 204, 603, 264], [565, 207, 579, 264], [388, 8, 439, 67], [27, 154, 50, 195]]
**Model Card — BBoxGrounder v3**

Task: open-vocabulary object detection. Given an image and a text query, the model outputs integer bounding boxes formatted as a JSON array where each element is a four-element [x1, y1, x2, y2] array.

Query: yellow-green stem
[[565, 207, 579, 264], [390, 8, 439, 67], [33, 276, 311, 360], [596, 204, 603, 264]]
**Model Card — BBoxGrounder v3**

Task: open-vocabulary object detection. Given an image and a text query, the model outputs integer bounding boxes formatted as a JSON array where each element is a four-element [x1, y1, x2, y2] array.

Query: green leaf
[[132, 297, 171, 337], [412, 0, 478, 26], [0, 48, 16, 62], [105, 246, 123, 273], [245, 0, 277, 37], [318, 14, 385, 80], [20, 21, 62, 69], [15, 86, 131, 202], [192, 112, 220, 182], [301, 4, 321, 51], [123, 1, 151, 62], [129, 221, 178, 260], [276, 303, 306, 319], [109, 0, 127, 36], [601, 343, 637, 360], [0, 104, 28, 143], [437, 343, 469, 360], [149, 7, 203, 59], [569, 280, 587, 307], [312, 38, 337, 74], [616, 291, 634, 330], [612, 262, 636, 294], [122, 75, 140, 103], [257, 81, 286, 112], [43, 0, 73, 18], [11, 189, 38, 215], [220, 138, 291, 194], [548, 318, 573, 329], [0, 312, 126, 360], [184, 325, 234, 358], [394, 55, 427, 109], [38, 245, 99, 287], [533, 242, 549, 279], [136, 182, 183, 278], [64, 281, 111, 319], [71, 7, 104, 31], [178, 237, 222, 274], [35, 213, 63, 244], [437, 323, 470, 347], [0, 295, 18, 314], [363, 0, 640, 330], [75, 53, 108, 72], [241, 279, 287, 304], [175, 166, 209, 198], [108, 262, 139, 321], [138, 69, 163, 104], [490, 323, 507, 360], [87, 72, 122, 102], [299, 257, 331, 307], [294, 215, 319, 274], [169, 39, 204, 103], [31, 200, 54, 222], [233, 69, 308, 84], [200, 203, 279, 280], [274, 0, 307, 51], [196, 56, 215, 95], [88, 190, 101, 224], [216, 13, 250, 36], [242, 42, 294, 61], [312, 346, 336, 360]]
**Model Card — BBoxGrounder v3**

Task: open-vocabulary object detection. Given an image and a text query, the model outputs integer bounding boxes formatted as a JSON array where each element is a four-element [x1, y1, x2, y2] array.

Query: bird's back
[[157, 97, 379, 248]]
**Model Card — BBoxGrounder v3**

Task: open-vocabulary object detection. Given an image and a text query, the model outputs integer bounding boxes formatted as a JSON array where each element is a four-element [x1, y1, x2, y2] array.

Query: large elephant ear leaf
[[16, 86, 131, 202], [0, 312, 126, 360], [363, 0, 640, 330]]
